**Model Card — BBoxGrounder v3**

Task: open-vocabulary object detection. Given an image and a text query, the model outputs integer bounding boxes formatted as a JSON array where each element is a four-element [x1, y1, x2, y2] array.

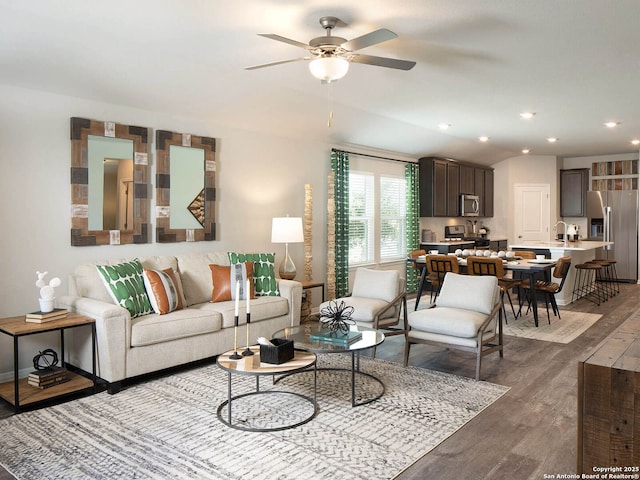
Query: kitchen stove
[[444, 225, 491, 248]]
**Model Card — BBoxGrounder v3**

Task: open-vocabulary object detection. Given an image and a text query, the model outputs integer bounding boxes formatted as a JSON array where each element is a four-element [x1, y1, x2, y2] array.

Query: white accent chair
[[319, 268, 407, 358], [404, 272, 503, 380]]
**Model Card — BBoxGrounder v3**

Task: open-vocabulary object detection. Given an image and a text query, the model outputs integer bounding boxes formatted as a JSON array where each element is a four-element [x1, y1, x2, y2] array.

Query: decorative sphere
[[506, 251, 515, 258], [454, 249, 463, 256]]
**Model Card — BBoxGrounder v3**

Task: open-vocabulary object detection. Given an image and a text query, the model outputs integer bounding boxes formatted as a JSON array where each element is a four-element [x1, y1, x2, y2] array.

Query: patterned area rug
[[503, 309, 602, 343], [0, 355, 508, 480]]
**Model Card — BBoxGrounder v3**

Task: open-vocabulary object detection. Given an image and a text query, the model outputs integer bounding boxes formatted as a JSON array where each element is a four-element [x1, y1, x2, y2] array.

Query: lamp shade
[[308, 56, 349, 83], [271, 217, 304, 243]]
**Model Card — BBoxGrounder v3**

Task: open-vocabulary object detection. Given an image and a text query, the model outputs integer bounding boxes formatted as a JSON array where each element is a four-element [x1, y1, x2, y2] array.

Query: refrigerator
[[587, 190, 639, 282]]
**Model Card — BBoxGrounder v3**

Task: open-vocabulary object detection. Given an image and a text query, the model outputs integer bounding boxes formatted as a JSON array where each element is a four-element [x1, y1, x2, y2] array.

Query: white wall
[[0, 84, 337, 379]]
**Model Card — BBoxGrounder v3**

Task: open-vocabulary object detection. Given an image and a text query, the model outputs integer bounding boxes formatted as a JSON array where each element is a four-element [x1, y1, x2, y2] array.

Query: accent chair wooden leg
[[403, 339, 411, 366]]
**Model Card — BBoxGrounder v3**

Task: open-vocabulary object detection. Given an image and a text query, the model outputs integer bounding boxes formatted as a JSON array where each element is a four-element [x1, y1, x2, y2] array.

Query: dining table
[[409, 255, 557, 328]]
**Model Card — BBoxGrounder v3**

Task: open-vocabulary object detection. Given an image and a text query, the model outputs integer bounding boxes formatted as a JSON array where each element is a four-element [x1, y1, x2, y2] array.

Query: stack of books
[[25, 308, 68, 323], [309, 328, 362, 346], [28, 367, 69, 389]]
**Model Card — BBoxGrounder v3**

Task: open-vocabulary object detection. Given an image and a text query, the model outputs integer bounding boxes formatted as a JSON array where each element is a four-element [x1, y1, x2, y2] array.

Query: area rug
[[503, 309, 602, 343], [0, 355, 508, 480]]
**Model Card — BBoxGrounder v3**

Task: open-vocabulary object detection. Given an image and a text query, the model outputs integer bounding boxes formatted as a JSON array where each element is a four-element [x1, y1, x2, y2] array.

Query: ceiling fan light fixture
[[309, 56, 349, 83]]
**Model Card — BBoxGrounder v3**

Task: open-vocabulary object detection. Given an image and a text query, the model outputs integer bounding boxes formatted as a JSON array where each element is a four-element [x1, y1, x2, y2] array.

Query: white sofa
[[59, 252, 302, 393]]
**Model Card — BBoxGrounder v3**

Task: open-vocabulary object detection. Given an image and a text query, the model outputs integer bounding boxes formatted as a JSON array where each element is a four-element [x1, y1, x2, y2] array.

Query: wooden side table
[[0, 312, 97, 412], [299, 280, 325, 323], [300, 280, 325, 303]]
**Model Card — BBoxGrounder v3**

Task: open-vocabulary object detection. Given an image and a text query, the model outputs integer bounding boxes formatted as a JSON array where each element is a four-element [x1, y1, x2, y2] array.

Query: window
[[349, 172, 374, 264], [349, 170, 407, 265], [380, 176, 407, 260]]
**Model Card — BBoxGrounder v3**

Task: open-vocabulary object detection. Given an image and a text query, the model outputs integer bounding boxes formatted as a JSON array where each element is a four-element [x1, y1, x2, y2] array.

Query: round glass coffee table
[[216, 346, 318, 431], [271, 324, 385, 407]]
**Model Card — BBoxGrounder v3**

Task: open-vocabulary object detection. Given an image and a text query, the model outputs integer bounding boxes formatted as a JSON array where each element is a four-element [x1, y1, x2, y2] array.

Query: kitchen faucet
[[553, 220, 568, 246]]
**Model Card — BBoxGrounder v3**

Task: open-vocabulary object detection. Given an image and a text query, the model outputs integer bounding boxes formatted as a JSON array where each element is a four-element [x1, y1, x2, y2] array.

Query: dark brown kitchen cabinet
[[474, 168, 485, 216], [459, 164, 475, 195], [419, 157, 493, 218], [560, 168, 589, 217], [419, 157, 448, 217], [484, 168, 494, 217], [446, 162, 460, 217]]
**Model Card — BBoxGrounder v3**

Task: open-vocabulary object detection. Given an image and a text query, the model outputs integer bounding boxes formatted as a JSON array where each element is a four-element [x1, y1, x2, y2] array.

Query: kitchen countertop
[[508, 240, 613, 251], [420, 240, 475, 246]]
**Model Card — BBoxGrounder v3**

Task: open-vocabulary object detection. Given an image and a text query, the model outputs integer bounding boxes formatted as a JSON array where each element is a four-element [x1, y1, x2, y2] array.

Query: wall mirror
[[155, 130, 217, 242], [70, 117, 150, 246]]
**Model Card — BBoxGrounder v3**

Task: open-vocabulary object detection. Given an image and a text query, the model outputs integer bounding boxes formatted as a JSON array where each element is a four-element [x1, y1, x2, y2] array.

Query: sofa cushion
[[70, 256, 182, 305], [96, 259, 153, 318], [130, 309, 222, 347], [210, 262, 255, 303], [228, 252, 280, 297], [143, 268, 183, 315], [408, 306, 493, 339], [176, 252, 230, 306], [190, 296, 289, 329]]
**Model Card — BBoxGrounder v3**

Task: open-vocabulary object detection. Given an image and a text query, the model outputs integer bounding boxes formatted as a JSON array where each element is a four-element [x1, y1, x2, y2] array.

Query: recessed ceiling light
[[522, 149, 530, 154], [604, 121, 621, 128], [520, 112, 536, 119], [632, 139, 640, 146], [478, 136, 490, 142], [438, 123, 451, 130], [547, 137, 558, 143]]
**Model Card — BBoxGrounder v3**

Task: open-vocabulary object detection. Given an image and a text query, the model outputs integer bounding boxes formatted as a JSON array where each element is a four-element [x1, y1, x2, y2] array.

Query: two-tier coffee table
[[271, 324, 385, 407], [216, 346, 318, 432]]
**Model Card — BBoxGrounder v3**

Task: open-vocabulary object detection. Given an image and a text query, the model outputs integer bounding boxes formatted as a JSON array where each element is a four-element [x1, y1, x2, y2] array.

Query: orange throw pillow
[[143, 268, 184, 315], [210, 262, 255, 303]]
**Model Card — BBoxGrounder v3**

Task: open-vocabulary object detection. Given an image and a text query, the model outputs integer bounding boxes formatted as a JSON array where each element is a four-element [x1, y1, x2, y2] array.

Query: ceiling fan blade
[[245, 57, 310, 70], [258, 34, 310, 50], [341, 28, 397, 52], [349, 53, 416, 71]]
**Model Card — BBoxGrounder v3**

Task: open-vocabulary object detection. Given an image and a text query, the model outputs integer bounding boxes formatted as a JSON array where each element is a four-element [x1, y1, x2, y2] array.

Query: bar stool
[[591, 258, 620, 297], [572, 262, 605, 305]]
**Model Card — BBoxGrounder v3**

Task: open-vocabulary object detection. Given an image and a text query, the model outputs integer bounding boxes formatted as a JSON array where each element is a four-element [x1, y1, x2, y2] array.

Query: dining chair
[[466, 256, 522, 322], [425, 254, 460, 302], [408, 248, 427, 288], [521, 256, 572, 323]]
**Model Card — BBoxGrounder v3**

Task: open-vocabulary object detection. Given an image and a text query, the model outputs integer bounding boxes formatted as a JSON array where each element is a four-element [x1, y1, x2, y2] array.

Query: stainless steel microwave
[[460, 194, 480, 216]]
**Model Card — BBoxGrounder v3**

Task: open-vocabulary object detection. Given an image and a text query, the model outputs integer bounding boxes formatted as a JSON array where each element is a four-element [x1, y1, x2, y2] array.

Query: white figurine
[[36, 271, 61, 312]]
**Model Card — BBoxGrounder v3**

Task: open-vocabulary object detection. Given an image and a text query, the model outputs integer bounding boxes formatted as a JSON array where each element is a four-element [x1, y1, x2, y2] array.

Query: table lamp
[[271, 216, 304, 280]]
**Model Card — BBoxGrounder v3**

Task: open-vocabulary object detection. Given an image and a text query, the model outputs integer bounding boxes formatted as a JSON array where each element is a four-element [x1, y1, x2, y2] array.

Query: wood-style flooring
[[0, 283, 637, 479]]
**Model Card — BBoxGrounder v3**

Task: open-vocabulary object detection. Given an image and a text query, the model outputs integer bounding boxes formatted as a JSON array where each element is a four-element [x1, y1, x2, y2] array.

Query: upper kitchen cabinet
[[419, 157, 449, 216], [484, 168, 494, 217], [460, 164, 475, 195], [560, 168, 589, 217], [419, 157, 494, 217]]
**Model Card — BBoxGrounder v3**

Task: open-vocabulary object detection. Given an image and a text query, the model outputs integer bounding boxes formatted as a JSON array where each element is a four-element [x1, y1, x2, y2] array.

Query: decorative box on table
[[260, 338, 294, 364]]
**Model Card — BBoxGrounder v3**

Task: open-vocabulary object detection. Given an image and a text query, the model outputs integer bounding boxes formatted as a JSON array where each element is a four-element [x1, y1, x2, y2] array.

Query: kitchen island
[[508, 240, 613, 305]]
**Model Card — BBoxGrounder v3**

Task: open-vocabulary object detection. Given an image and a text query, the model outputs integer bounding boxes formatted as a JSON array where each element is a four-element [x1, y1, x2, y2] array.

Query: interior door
[[514, 184, 550, 242]]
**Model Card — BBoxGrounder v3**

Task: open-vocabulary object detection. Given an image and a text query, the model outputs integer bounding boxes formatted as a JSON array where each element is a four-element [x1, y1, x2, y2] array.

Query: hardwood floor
[[0, 283, 637, 479]]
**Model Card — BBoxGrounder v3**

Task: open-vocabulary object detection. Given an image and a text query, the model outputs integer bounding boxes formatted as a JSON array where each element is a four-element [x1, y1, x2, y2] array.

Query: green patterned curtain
[[331, 150, 350, 297], [405, 162, 420, 293]]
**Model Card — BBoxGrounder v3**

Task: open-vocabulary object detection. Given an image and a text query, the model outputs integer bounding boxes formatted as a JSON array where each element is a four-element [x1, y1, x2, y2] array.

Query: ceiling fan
[[245, 16, 416, 83]]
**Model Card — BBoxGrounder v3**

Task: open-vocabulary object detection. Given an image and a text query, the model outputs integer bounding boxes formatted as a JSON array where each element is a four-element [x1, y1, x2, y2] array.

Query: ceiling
[[2, 0, 640, 165]]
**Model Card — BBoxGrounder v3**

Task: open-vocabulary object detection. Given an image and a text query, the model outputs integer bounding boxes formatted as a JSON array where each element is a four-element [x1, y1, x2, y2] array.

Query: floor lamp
[[271, 217, 304, 280]]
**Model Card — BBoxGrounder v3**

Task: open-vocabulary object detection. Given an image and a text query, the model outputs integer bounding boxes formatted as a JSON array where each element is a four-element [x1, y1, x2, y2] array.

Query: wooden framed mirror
[[70, 117, 151, 246], [155, 130, 217, 242]]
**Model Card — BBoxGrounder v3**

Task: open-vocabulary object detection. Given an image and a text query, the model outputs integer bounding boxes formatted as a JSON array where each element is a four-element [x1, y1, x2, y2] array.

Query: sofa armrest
[[276, 280, 302, 327], [58, 295, 130, 383]]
